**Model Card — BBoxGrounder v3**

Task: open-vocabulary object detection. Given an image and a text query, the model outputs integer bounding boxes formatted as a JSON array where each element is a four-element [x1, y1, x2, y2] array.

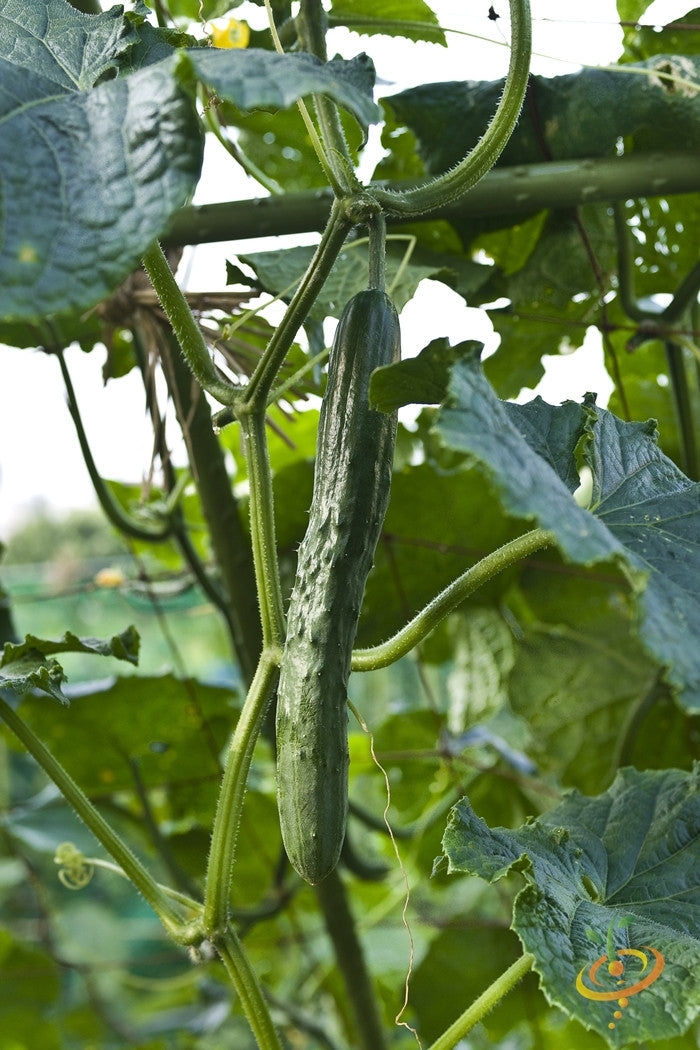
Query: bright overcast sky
[[0, 0, 687, 533]]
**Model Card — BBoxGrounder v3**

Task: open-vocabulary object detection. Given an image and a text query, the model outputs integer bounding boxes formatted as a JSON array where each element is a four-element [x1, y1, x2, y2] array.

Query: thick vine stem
[[297, 0, 360, 197], [372, 0, 532, 218], [142, 241, 236, 406], [238, 409, 286, 648], [215, 927, 284, 1050], [241, 198, 352, 409], [0, 696, 193, 942], [352, 528, 553, 671], [426, 953, 534, 1050], [313, 869, 388, 1050], [367, 213, 387, 291], [203, 648, 281, 935]]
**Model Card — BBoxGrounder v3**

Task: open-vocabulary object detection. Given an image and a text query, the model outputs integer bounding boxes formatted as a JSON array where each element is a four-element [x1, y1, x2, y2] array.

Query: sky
[[0, 0, 688, 534]]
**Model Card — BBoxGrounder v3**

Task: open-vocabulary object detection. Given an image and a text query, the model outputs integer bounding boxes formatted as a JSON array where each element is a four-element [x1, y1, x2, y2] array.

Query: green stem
[[665, 340, 698, 480], [142, 241, 236, 406], [427, 952, 534, 1050], [368, 213, 387, 291], [203, 100, 283, 196], [238, 410, 286, 648], [613, 203, 647, 322], [215, 926, 284, 1050], [242, 198, 352, 409], [662, 257, 700, 325], [264, 0, 342, 194], [57, 351, 172, 543], [352, 528, 552, 671], [372, 0, 532, 218], [314, 868, 388, 1050], [0, 696, 193, 942], [203, 649, 280, 935], [267, 346, 329, 407], [298, 0, 359, 196]]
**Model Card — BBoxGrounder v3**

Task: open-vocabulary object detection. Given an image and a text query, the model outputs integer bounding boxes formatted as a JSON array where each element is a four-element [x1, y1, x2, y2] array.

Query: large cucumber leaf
[[0, 0, 203, 328], [0, 0, 378, 334], [433, 352, 700, 711], [438, 766, 700, 1047]]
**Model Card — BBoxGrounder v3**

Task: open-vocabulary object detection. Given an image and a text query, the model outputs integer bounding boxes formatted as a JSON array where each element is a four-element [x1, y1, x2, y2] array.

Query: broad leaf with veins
[[434, 353, 700, 711], [439, 766, 700, 1047]]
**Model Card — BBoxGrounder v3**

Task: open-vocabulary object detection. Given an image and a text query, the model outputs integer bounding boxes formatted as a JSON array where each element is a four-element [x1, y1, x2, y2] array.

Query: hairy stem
[[215, 926, 284, 1050], [203, 649, 280, 935], [372, 0, 532, 217], [298, 0, 359, 195], [242, 198, 352, 408], [352, 528, 553, 671], [0, 697, 193, 941], [238, 409, 286, 649], [142, 241, 236, 406], [264, 0, 341, 194], [368, 213, 387, 291], [427, 953, 534, 1050], [314, 868, 388, 1050]]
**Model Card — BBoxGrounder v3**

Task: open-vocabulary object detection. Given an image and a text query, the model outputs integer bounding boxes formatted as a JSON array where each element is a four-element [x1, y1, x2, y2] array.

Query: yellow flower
[[210, 18, 250, 49], [94, 566, 125, 589]]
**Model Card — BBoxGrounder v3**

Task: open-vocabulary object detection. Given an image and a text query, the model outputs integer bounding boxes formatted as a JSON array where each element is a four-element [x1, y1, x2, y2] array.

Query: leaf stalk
[[352, 528, 553, 671], [372, 0, 532, 218]]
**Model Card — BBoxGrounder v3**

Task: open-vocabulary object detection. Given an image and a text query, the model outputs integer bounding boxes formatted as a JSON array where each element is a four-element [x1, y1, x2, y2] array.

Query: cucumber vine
[[3, 1, 699, 1048]]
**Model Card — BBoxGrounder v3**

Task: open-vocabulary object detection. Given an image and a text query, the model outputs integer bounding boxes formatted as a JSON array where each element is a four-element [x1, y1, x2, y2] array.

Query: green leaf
[[238, 240, 488, 320], [184, 49, 380, 133], [617, 0, 655, 20], [0, 0, 204, 327], [439, 766, 700, 1047], [0, 628, 140, 704], [12, 674, 237, 797], [221, 103, 364, 193], [329, 0, 446, 46], [0, 654, 67, 704], [370, 338, 482, 412], [384, 59, 700, 174], [435, 356, 700, 711], [621, 8, 700, 62], [436, 356, 621, 564], [2, 627, 140, 666]]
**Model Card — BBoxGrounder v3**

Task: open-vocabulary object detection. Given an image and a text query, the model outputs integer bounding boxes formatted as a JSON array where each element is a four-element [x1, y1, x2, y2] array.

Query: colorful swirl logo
[[576, 944, 665, 1030]]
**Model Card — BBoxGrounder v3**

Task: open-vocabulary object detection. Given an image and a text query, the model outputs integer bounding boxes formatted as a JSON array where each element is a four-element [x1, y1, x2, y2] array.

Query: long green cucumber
[[276, 289, 400, 884]]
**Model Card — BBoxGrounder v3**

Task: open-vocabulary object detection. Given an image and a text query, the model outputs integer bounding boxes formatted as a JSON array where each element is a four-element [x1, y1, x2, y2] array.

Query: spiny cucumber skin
[[276, 290, 400, 885]]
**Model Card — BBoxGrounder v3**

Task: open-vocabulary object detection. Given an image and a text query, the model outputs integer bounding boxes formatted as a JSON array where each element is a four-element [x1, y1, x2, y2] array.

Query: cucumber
[[276, 289, 400, 884]]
